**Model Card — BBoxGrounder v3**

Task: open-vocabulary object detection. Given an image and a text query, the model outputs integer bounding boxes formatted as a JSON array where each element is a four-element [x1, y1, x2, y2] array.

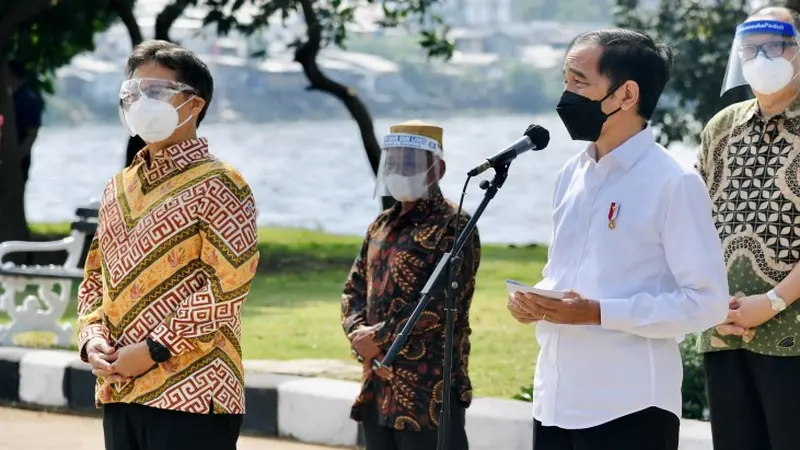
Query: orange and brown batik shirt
[[76, 137, 259, 414], [341, 188, 481, 431]]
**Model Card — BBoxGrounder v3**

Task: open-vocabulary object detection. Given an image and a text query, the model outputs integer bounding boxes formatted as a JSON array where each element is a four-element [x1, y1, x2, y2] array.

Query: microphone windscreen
[[524, 124, 550, 150]]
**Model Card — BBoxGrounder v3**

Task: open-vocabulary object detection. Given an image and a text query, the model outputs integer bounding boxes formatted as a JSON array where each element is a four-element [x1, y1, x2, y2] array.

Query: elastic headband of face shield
[[721, 19, 800, 96], [374, 133, 444, 200]]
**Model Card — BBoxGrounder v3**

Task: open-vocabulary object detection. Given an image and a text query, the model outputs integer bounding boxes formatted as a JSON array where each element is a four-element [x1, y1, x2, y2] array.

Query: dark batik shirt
[[696, 98, 800, 356], [341, 188, 481, 431]]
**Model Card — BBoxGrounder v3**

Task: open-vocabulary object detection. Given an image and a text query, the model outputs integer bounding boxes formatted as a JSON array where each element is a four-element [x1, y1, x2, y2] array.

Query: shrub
[[679, 334, 709, 420]]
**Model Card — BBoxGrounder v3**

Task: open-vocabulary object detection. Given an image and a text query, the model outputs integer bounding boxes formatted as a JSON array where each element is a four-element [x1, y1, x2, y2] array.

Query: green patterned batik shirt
[[696, 97, 800, 356]]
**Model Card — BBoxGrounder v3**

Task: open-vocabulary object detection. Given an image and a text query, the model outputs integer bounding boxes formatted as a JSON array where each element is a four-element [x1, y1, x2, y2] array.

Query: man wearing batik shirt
[[697, 7, 800, 450], [342, 121, 481, 450], [76, 40, 259, 450]]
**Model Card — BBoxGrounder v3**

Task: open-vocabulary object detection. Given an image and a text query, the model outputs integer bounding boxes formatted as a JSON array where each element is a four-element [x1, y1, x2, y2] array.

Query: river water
[[25, 113, 698, 244]]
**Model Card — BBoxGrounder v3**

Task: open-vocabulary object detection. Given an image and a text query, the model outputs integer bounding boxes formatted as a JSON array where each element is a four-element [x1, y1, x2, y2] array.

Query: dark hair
[[749, 4, 800, 30], [567, 29, 674, 120], [8, 60, 27, 80], [125, 40, 213, 126]]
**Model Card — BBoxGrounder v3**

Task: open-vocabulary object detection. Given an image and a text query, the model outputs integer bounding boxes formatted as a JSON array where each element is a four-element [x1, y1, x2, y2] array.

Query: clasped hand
[[715, 294, 777, 336], [347, 325, 380, 359], [348, 325, 392, 379], [85, 338, 156, 383], [507, 290, 601, 325]]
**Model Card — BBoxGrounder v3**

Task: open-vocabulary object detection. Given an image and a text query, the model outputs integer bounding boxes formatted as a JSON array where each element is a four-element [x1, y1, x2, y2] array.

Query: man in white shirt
[[507, 29, 730, 450]]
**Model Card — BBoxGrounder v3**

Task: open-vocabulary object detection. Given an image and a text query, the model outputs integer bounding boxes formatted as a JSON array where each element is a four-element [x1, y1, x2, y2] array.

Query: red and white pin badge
[[608, 202, 620, 230]]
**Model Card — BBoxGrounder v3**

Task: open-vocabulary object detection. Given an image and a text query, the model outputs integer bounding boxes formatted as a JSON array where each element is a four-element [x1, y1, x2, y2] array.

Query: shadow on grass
[[242, 268, 349, 315], [256, 241, 355, 274]]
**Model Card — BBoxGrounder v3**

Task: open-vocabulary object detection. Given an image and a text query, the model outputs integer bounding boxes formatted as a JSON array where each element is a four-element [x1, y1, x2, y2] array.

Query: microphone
[[467, 124, 550, 177]]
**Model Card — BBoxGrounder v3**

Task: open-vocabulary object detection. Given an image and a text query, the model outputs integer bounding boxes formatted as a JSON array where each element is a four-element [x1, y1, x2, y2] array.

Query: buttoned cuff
[[150, 323, 194, 356], [78, 323, 108, 363], [598, 298, 633, 332]]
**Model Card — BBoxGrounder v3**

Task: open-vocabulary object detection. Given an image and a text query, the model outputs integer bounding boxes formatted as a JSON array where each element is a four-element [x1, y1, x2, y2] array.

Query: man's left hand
[[110, 341, 156, 378], [724, 294, 777, 329], [368, 353, 394, 381], [347, 326, 380, 360], [516, 290, 601, 325], [715, 297, 749, 336]]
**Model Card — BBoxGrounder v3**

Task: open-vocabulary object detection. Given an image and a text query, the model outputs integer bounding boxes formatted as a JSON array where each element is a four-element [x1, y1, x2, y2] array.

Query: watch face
[[155, 347, 170, 362], [158, 347, 169, 362], [148, 339, 170, 362]]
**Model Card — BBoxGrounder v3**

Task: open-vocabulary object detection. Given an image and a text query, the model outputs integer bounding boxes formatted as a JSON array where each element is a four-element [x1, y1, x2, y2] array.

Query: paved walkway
[[0, 407, 342, 450]]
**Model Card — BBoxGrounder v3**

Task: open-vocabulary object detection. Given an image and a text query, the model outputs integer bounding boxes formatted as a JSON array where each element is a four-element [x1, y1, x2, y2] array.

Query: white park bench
[[0, 203, 99, 347]]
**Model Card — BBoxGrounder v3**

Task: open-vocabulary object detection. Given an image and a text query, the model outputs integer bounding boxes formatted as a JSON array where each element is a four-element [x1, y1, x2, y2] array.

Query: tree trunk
[[111, 0, 144, 46], [295, 0, 395, 211], [0, 1, 55, 248], [120, 0, 192, 167], [0, 55, 30, 249], [109, 0, 148, 167], [155, 0, 193, 42]]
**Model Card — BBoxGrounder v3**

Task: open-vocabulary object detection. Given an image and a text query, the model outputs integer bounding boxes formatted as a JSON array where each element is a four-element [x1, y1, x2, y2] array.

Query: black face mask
[[556, 84, 624, 142]]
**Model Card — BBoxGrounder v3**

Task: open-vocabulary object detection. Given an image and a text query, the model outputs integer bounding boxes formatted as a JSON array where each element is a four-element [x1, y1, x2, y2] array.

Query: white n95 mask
[[123, 96, 194, 143], [384, 172, 431, 202], [742, 55, 796, 95]]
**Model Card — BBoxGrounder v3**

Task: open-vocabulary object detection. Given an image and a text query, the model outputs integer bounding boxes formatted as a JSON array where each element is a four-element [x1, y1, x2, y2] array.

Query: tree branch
[[110, 0, 143, 46], [294, 0, 382, 176], [155, 0, 193, 42], [0, 0, 56, 46]]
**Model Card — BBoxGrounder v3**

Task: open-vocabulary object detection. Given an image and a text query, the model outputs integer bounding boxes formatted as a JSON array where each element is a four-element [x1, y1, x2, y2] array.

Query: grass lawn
[[1, 225, 547, 399]]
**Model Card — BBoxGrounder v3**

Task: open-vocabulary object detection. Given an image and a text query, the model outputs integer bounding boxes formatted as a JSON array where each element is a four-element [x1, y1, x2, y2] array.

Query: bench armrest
[[0, 236, 75, 257], [0, 229, 88, 269]]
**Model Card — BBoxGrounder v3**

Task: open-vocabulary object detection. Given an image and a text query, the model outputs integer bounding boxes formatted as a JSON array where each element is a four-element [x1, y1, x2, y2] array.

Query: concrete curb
[[0, 348, 713, 449]]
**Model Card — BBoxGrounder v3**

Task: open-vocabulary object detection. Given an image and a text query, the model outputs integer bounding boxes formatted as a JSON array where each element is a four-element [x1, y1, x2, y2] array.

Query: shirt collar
[[390, 186, 447, 224], [580, 125, 654, 172], [735, 95, 800, 126], [132, 137, 209, 170]]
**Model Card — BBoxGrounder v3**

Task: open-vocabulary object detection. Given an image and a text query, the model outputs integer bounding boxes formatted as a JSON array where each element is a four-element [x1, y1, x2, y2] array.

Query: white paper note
[[505, 279, 565, 300]]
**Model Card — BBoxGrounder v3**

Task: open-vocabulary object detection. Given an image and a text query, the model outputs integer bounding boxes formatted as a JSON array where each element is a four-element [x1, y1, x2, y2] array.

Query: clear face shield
[[118, 77, 196, 137], [374, 133, 444, 202], [721, 19, 800, 97]]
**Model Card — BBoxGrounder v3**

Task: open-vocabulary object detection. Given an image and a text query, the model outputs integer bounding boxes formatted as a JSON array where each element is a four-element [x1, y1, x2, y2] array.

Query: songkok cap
[[385, 120, 443, 154]]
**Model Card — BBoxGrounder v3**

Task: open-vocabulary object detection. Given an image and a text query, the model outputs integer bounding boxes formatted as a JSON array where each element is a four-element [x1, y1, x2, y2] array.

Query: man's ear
[[191, 96, 206, 118], [619, 80, 640, 112]]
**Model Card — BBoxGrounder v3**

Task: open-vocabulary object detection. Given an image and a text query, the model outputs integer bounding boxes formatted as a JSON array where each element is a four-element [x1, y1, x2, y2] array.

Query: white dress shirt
[[532, 126, 729, 429]]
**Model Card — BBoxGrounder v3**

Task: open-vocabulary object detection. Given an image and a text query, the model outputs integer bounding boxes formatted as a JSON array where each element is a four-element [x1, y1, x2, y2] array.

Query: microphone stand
[[373, 163, 511, 450]]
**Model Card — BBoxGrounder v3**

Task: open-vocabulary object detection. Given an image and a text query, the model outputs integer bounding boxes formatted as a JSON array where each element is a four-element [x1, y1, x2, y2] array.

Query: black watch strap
[[146, 337, 171, 363]]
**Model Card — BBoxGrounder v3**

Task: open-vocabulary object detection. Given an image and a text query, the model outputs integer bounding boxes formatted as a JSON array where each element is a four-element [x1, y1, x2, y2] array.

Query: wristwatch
[[766, 289, 788, 313], [146, 337, 171, 363]]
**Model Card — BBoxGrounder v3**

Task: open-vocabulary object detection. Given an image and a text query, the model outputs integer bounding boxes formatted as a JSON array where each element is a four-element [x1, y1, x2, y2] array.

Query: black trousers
[[103, 403, 242, 450], [361, 397, 469, 450], [532, 407, 679, 450], [704, 350, 800, 450]]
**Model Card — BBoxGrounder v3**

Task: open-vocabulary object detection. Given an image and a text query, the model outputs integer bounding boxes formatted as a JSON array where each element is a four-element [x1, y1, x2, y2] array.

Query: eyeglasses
[[118, 78, 196, 106], [382, 148, 436, 176], [738, 40, 798, 61]]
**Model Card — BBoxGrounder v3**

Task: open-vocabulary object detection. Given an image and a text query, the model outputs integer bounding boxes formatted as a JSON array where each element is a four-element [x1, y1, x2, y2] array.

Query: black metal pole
[[436, 251, 460, 450], [373, 164, 511, 450]]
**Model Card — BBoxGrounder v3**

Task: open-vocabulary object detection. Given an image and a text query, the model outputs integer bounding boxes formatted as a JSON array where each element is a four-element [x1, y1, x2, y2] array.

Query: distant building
[[435, 0, 513, 26]]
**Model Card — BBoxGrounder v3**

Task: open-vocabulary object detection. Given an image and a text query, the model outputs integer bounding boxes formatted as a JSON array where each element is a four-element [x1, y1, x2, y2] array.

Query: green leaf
[[614, 0, 750, 146]]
